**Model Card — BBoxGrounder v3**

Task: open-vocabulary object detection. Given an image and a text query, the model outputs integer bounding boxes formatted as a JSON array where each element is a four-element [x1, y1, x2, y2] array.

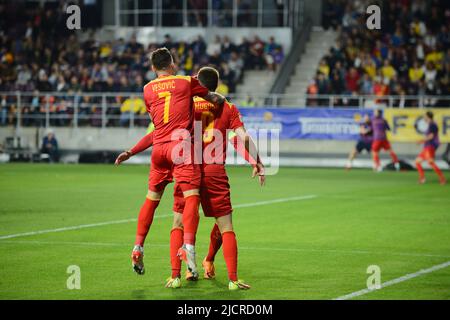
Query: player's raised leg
[[202, 223, 222, 279], [387, 147, 400, 171], [131, 190, 162, 275], [173, 147, 202, 278], [346, 148, 358, 170], [372, 148, 381, 172], [428, 159, 446, 185], [415, 156, 426, 184], [177, 188, 201, 277]]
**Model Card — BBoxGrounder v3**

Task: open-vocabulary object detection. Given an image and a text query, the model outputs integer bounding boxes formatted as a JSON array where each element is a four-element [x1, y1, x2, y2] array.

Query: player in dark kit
[[346, 114, 373, 170], [371, 109, 400, 172], [415, 111, 447, 185], [129, 48, 225, 278]]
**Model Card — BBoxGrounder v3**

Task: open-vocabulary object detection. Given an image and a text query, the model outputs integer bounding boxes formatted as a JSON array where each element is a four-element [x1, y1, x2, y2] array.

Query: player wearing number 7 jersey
[[117, 67, 265, 290], [130, 48, 225, 277]]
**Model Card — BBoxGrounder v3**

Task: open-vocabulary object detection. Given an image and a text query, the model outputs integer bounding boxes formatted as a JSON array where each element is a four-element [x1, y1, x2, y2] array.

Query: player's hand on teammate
[[115, 151, 132, 165], [252, 163, 265, 186]]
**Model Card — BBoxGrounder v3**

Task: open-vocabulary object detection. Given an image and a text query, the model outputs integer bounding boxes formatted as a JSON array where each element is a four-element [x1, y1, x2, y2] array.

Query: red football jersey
[[193, 97, 244, 175], [143, 75, 209, 145]]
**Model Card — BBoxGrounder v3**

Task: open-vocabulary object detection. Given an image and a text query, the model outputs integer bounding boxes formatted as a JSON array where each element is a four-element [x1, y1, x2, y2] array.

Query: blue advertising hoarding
[[239, 108, 373, 140]]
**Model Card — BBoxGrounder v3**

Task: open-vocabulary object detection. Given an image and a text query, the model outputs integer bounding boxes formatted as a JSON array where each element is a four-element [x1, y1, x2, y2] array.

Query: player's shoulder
[[224, 99, 238, 111], [148, 75, 192, 84], [173, 75, 192, 82], [193, 96, 214, 111], [193, 96, 208, 105]]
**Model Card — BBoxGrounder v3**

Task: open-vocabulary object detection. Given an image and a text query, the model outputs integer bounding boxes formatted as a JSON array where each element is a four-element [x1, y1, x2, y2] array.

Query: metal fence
[[1, 91, 449, 130], [115, 0, 304, 30]]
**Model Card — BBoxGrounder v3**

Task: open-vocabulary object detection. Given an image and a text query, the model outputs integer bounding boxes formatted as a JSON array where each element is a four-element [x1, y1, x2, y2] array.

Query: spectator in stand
[[359, 73, 374, 95], [345, 67, 360, 94], [41, 130, 59, 163], [0, 95, 8, 126], [119, 96, 146, 127], [381, 60, 397, 81], [249, 36, 266, 70], [409, 61, 425, 84], [318, 59, 330, 78], [309, 0, 450, 108], [216, 79, 230, 96]]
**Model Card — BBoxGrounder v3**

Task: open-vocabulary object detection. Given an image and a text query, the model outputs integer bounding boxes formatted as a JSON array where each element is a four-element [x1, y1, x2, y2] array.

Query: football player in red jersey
[[116, 67, 265, 290], [128, 48, 225, 277]]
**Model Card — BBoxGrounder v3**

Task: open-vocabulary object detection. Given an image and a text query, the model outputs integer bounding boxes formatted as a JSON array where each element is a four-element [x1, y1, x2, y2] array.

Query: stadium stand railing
[[1, 91, 450, 130], [114, 0, 304, 30]]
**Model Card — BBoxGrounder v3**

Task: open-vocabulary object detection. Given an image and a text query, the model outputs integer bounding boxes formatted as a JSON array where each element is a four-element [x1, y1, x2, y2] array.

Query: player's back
[[360, 121, 373, 142], [372, 116, 388, 141], [426, 121, 440, 149], [193, 97, 243, 172], [144, 75, 197, 145]]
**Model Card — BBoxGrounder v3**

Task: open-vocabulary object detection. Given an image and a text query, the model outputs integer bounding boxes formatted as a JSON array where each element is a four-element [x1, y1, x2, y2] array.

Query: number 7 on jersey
[[158, 91, 172, 123]]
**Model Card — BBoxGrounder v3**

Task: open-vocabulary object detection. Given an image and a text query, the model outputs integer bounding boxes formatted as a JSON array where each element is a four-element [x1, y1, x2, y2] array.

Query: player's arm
[[228, 132, 257, 165], [203, 91, 226, 106], [190, 76, 225, 106], [234, 126, 265, 186], [359, 124, 370, 135], [419, 131, 436, 144], [115, 132, 154, 165]]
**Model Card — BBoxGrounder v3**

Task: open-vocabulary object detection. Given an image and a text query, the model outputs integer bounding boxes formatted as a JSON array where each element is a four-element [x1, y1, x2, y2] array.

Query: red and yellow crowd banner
[[384, 108, 450, 143]]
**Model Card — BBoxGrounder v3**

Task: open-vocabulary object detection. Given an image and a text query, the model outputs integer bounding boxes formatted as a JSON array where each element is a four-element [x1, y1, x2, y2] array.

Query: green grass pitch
[[0, 164, 449, 300]]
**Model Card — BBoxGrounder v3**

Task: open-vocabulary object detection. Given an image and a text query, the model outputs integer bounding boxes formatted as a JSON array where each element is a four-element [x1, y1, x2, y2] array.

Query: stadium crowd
[[308, 0, 450, 107], [0, 1, 284, 127]]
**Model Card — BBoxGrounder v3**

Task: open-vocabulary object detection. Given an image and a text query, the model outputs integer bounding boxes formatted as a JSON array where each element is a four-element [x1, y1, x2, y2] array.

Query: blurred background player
[[346, 114, 373, 170], [130, 48, 225, 277], [371, 109, 400, 172], [415, 111, 447, 185]]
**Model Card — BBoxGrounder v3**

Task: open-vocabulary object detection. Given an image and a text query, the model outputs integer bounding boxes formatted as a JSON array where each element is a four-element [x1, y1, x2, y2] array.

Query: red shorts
[[372, 140, 391, 152], [173, 173, 232, 218], [418, 146, 436, 160], [149, 140, 201, 192]]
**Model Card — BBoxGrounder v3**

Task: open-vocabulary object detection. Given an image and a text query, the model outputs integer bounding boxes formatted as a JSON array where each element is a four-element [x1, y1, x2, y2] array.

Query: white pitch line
[[2, 240, 449, 259], [0, 214, 168, 240], [334, 260, 450, 300], [0, 195, 317, 240]]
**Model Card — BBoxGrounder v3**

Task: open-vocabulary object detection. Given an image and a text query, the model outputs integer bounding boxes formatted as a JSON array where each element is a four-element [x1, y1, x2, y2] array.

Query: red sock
[[372, 152, 380, 168], [206, 224, 222, 262], [182, 195, 200, 245], [170, 228, 183, 278], [429, 162, 445, 180], [222, 231, 238, 281], [389, 150, 399, 163], [416, 162, 425, 179], [134, 198, 159, 246]]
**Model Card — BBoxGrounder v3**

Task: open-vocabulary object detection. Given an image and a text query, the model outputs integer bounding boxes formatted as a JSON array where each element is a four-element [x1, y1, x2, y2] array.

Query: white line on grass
[[334, 260, 450, 300], [1, 240, 449, 259], [0, 194, 317, 240]]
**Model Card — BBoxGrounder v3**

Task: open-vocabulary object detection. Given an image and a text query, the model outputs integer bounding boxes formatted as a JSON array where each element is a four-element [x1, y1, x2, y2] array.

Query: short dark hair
[[150, 47, 173, 70], [426, 111, 434, 119], [197, 67, 219, 91]]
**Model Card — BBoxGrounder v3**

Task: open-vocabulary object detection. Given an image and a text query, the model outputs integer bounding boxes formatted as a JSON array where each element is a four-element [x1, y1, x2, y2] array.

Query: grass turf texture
[[0, 164, 449, 300]]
